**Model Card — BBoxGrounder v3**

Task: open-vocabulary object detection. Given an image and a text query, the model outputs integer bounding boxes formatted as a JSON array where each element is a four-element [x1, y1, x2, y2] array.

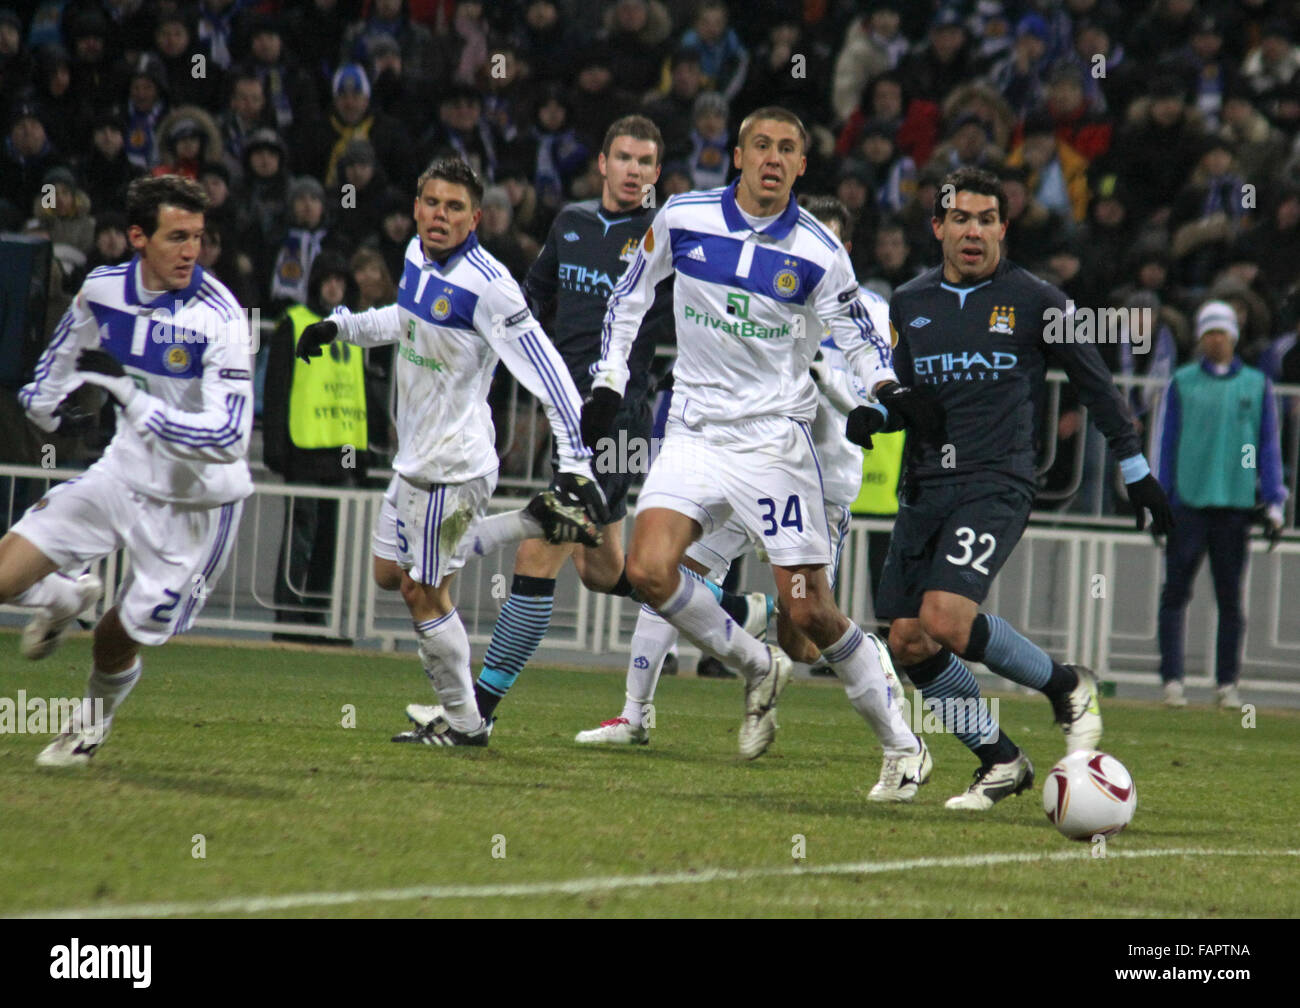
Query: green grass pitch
[[2, 631, 1297, 918]]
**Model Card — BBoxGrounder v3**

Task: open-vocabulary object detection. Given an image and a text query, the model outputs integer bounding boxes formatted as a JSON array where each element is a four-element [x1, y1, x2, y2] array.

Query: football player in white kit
[[576, 195, 924, 799], [0, 175, 253, 767], [294, 158, 607, 746], [581, 108, 943, 794]]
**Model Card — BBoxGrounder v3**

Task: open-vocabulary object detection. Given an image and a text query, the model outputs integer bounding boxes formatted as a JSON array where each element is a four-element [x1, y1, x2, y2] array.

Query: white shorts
[[371, 473, 400, 563], [686, 501, 852, 585], [640, 415, 833, 569], [389, 473, 495, 586], [11, 467, 242, 646]]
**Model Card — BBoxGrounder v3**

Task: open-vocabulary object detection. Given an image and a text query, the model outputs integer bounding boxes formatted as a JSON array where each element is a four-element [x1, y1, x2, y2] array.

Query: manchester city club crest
[[432, 294, 452, 321], [773, 264, 800, 299], [988, 305, 1016, 335], [164, 345, 191, 373]]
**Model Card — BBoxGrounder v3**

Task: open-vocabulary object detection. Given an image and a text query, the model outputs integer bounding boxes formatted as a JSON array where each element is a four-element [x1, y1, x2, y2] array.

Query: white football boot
[[36, 720, 111, 768], [738, 645, 793, 760], [575, 717, 649, 745], [945, 751, 1035, 810], [21, 572, 102, 660], [1052, 664, 1102, 753], [868, 735, 933, 803], [1217, 683, 1241, 709]]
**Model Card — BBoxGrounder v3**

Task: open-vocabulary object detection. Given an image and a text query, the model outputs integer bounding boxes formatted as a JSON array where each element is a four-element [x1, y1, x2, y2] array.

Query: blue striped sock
[[475, 576, 554, 717], [919, 652, 1000, 753], [977, 614, 1052, 691]]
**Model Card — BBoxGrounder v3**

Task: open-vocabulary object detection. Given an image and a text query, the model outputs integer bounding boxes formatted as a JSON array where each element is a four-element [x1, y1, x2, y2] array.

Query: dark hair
[[737, 105, 809, 152], [126, 174, 208, 235], [932, 166, 1006, 223], [601, 114, 664, 165], [416, 157, 484, 208], [799, 194, 850, 237]]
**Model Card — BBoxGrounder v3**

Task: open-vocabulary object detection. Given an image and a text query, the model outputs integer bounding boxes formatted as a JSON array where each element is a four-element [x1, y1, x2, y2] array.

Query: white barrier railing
[[2, 463, 1297, 695]]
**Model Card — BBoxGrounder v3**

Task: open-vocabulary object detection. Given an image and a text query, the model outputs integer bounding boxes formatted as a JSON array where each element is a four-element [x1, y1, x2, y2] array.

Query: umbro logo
[[687, 245, 707, 262], [910, 317, 931, 328], [563, 231, 580, 241]]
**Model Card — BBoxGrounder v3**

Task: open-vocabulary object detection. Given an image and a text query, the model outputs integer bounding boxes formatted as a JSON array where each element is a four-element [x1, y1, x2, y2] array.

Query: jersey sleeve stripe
[[20, 312, 75, 409], [600, 255, 648, 358], [520, 331, 585, 449], [796, 211, 837, 251], [145, 393, 246, 447]]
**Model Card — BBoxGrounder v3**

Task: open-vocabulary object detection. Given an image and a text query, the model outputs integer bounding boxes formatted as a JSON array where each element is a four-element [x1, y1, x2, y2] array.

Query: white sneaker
[[1052, 664, 1102, 753], [405, 703, 442, 729], [945, 751, 1034, 810], [1217, 683, 1241, 709], [21, 572, 102, 660], [36, 722, 110, 768], [868, 735, 932, 802], [1163, 680, 1188, 708], [867, 633, 906, 714], [739, 645, 793, 760], [742, 592, 773, 640], [392, 704, 495, 743], [575, 717, 649, 745]]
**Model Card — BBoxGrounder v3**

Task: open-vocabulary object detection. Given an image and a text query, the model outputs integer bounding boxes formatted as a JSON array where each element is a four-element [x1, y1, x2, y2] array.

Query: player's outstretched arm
[[19, 292, 100, 434], [589, 207, 675, 409], [481, 281, 610, 525]]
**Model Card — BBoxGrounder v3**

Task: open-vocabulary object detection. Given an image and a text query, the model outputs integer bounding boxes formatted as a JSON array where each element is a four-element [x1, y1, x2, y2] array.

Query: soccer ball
[[1041, 750, 1136, 841]]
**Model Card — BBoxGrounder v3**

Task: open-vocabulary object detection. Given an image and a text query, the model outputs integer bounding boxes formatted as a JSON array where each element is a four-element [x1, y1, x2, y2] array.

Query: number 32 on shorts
[[946, 526, 996, 574], [758, 495, 803, 536]]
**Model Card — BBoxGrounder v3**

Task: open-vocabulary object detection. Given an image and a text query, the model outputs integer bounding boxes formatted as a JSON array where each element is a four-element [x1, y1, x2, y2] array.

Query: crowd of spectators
[[4, 0, 1300, 505]]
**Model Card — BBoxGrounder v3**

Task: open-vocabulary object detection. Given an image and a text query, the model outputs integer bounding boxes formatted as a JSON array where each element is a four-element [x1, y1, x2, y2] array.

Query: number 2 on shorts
[[758, 495, 804, 536], [945, 526, 996, 575]]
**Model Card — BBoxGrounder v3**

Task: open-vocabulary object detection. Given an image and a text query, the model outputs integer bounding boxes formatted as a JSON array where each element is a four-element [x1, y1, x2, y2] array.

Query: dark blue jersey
[[889, 258, 1142, 496], [525, 199, 673, 406]]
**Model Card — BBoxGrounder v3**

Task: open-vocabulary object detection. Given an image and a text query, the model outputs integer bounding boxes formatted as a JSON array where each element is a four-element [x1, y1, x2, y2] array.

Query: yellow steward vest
[[285, 304, 367, 450], [850, 430, 905, 515]]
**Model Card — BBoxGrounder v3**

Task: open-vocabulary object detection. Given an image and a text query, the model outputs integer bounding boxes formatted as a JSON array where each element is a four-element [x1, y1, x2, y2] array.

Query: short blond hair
[[737, 106, 809, 153]]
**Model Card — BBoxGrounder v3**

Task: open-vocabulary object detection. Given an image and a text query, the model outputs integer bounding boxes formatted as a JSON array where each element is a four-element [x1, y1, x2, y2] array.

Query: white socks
[[14, 573, 83, 617], [454, 509, 543, 561], [81, 658, 143, 738], [414, 610, 480, 732], [657, 574, 769, 684], [822, 624, 917, 756], [621, 605, 679, 726]]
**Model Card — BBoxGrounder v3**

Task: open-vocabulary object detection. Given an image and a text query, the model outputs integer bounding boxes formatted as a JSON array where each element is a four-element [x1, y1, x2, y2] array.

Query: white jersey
[[595, 181, 897, 426], [334, 234, 592, 486], [21, 259, 253, 508], [812, 285, 892, 507]]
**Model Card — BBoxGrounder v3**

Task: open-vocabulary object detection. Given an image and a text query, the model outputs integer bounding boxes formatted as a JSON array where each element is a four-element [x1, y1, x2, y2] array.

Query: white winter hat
[[1196, 299, 1239, 343]]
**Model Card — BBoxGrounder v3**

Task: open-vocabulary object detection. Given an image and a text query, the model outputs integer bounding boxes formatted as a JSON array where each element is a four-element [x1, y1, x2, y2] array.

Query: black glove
[[52, 394, 99, 437], [74, 348, 135, 406], [875, 381, 945, 442], [555, 470, 610, 527], [845, 405, 886, 449], [1126, 473, 1174, 535], [76, 347, 125, 379], [296, 319, 338, 362], [580, 387, 621, 452]]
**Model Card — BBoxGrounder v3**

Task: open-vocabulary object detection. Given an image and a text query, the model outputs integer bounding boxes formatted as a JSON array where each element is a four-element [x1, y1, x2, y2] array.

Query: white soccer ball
[[1041, 750, 1136, 841]]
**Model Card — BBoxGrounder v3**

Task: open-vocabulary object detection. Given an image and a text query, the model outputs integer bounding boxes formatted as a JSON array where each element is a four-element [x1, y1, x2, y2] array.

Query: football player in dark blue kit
[[868, 167, 1174, 809]]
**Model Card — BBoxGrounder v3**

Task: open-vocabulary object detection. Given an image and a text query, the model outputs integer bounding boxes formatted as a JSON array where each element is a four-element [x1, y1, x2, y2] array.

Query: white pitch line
[[13, 847, 1299, 919]]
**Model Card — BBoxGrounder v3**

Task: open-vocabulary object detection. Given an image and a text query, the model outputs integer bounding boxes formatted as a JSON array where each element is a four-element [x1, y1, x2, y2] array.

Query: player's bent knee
[[624, 553, 671, 605], [889, 620, 932, 667], [92, 609, 140, 673], [918, 600, 972, 655]]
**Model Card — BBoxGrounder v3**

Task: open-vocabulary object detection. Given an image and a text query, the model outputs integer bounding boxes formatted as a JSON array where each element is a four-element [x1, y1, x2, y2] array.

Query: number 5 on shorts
[[945, 526, 996, 575], [758, 495, 804, 536]]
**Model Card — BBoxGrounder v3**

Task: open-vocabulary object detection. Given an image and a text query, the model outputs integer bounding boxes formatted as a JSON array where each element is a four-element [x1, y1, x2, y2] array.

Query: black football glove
[[845, 404, 886, 449], [875, 381, 945, 443], [580, 387, 621, 452], [296, 319, 338, 363], [1126, 473, 1174, 535], [52, 394, 100, 437], [555, 470, 610, 527], [74, 348, 136, 406]]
